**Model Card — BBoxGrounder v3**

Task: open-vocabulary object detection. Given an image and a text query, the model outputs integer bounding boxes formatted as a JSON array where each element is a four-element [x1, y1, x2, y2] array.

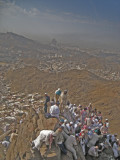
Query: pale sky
[[0, 0, 120, 49]]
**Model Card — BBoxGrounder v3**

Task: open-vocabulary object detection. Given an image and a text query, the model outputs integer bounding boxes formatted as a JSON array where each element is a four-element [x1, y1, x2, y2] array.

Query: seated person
[[50, 102, 60, 118]]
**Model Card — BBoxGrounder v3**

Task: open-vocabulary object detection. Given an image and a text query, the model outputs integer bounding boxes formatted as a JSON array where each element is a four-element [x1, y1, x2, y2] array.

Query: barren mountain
[[0, 32, 120, 160], [5, 66, 120, 135]]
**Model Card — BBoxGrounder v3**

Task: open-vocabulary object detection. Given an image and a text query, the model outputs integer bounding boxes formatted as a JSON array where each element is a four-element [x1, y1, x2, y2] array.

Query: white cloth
[[2, 141, 10, 147], [33, 130, 54, 150], [50, 105, 60, 118]]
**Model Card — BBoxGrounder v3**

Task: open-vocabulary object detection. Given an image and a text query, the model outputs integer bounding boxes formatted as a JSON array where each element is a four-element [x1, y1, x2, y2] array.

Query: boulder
[[6, 110, 58, 160]]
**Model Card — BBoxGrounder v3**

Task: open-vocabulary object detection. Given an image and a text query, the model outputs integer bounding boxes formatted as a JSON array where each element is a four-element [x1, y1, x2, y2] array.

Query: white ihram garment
[[33, 130, 54, 150]]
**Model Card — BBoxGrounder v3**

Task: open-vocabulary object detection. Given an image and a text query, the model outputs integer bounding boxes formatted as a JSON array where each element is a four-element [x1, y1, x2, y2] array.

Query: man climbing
[[32, 130, 55, 150]]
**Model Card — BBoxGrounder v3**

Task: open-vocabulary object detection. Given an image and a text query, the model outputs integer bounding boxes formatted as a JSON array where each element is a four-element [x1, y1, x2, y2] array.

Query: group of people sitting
[[32, 88, 120, 160]]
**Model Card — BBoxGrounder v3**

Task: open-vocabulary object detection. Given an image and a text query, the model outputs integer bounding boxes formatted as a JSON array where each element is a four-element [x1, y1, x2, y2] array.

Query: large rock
[[6, 110, 58, 160], [40, 143, 60, 160], [5, 109, 86, 160]]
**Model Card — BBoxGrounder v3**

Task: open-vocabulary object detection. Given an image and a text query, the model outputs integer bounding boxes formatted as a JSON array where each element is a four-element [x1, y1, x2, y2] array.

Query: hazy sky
[[0, 0, 120, 49]]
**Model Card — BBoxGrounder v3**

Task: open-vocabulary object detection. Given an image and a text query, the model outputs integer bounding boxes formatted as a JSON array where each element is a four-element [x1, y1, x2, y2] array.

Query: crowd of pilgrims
[[32, 88, 120, 160]]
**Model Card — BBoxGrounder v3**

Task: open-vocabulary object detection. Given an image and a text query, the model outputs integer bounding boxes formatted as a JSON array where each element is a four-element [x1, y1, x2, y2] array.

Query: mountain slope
[[5, 67, 120, 135]]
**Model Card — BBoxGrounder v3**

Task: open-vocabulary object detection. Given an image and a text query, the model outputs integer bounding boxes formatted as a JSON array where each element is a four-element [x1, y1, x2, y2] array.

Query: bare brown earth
[[5, 66, 120, 135]]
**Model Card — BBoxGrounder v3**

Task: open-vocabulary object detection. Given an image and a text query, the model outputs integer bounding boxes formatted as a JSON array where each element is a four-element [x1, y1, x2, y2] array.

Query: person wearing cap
[[60, 90, 68, 113], [65, 134, 78, 160], [54, 119, 64, 131], [55, 88, 61, 102], [53, 126, 67, 157], [44, 93, 50, 113], [50, 102, 60, 118]]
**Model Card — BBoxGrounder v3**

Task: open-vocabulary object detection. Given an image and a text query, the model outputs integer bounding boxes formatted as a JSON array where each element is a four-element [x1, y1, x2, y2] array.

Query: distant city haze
[[0, 0, 120, 49]]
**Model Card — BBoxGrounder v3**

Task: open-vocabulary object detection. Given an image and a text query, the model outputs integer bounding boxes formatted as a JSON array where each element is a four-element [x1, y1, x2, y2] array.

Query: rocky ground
[[0, 66, 120, 159], [0, 92, 116, 160], [3, 66, 120, 135], [0, 32, 120, 159]]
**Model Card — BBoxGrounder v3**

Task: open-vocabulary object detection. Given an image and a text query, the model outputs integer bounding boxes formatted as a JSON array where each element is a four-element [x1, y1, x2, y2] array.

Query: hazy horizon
[[0, 0, 120, 50]]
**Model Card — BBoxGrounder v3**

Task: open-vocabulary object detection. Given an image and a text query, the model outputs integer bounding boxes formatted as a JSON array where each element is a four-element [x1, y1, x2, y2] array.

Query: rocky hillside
[[6, 108, 59, 160], [2, 105, 115, 160], [4, 67, 120, 135]]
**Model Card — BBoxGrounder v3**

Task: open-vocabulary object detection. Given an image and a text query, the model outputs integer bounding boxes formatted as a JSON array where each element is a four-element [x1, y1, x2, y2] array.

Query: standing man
[[44, 93, 50, 113], [60, 90, 68, 113], [55, 88, 61, 102]]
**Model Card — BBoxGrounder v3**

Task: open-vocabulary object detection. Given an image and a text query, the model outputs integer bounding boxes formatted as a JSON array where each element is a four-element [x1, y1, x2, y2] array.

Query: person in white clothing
[[50, 102, 60, 118], [32, 130, 55, 150], [105, 119, 109, 128]]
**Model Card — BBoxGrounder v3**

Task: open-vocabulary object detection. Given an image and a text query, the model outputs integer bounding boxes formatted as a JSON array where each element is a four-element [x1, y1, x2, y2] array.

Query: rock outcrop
[[5, 107, 116, 160], [6, 109, 58, 160]]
